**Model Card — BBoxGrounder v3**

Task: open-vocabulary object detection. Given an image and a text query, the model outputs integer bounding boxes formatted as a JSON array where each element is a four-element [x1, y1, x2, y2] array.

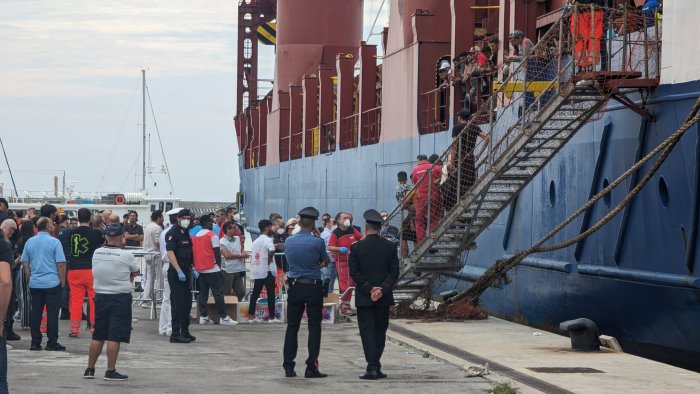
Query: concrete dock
[[7, 305, 700, 393], [387, 317, 700, 393]]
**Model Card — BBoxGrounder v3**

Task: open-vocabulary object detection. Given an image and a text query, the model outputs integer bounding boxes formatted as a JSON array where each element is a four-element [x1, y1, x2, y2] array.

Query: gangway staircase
[[390, 6, 660, 303]]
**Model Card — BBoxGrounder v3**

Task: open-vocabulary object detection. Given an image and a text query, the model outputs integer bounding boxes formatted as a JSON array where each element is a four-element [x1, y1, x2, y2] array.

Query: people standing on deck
[[282, 207, 330, 378], [21, 217, 67, 351], [349, 209, 400, 380], [320, 215, 336, 295], [67, 208, 104, 338], [220, 221, 247, 300], [141, 210, 163, 307], [84, 224, 140, 381], [568, 0, 605, 71], [248, 219, 279, 323], [193, 214, 237, 326], [412, 154, 443, 244], [269, 212, 287, 293], [396, 171, 416, 258], [443, 109, 491, 212], [327, 212, 363, 315], [158, 208, 181, 336], [165, 209, 196, 344]]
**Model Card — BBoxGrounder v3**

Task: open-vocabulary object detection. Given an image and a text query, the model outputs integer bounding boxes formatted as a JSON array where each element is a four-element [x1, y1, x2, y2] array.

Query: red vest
[[192, 230, 217, 271]]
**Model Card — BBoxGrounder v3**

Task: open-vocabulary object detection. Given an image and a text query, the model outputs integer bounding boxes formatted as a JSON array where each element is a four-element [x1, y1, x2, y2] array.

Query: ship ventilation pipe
[[559, 318, 600, 352]]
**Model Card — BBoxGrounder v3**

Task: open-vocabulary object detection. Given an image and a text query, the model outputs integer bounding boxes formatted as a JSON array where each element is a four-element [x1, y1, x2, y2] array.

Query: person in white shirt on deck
[[141, 210, 163, 305], [248, 219, 279, 323], [220, 221, 248, 300]]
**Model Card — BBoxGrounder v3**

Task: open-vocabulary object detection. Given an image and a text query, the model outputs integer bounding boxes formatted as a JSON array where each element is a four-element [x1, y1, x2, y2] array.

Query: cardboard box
[[237, 299, 286, 323], [202, 295, 239, 323], [302, 293, 339, 324]]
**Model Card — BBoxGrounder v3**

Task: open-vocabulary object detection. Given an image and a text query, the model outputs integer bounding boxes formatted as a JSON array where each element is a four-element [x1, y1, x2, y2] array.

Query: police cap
[[177, 208, 191, 218], [298, 206, 320, 220], [363, 209, 384, 225]]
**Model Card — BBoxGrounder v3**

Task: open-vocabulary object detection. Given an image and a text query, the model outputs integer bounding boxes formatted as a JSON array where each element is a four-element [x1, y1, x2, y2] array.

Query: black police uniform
[[165, 222, 195, 342], [282, 207, 329, 378], [349, 209, 400, 379]]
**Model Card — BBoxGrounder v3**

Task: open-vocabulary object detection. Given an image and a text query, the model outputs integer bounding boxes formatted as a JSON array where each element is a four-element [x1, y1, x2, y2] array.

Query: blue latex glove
[[339, 247, 349, 254], [193, 270, 200, 279], [177, 270, 186, 282]]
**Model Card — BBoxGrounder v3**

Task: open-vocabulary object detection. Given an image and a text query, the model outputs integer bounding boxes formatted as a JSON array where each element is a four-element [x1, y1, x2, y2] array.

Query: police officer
[[282, 207, 330, 378], [165, 208, 196, 344], [349, 209, 400, 380]]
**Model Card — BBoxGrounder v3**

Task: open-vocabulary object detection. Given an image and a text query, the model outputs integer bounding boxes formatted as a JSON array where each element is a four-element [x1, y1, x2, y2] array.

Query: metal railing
[[339, 113, 359, 150], [386, 3, 662, 264], [360, 106, 382, 145], [420, 86, 450, 134]]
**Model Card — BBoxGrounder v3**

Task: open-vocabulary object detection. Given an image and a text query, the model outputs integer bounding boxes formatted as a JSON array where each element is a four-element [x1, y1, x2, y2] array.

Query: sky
[[0, 0, 388, 202]]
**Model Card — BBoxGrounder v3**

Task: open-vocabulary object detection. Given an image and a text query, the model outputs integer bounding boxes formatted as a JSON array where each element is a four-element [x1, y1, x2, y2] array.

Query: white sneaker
[[268, 318, 282, 324], [248, 317, 265, 324], [199, 316, 214, 325], [220, 316, 239, 326]]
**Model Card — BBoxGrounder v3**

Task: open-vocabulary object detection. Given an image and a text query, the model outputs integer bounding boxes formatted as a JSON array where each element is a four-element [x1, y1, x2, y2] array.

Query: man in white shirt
[[141, 210, 163, 304], [84, 224, 139, 381], [193, 215, 237, 326], [220, 221, 248, 300], [158, 208, 180, 336], [248, 219, 278, 323]]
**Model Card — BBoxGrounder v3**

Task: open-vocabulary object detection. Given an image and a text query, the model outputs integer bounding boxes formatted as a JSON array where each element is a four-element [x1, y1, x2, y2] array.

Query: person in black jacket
[[348, 209, 400, 380]]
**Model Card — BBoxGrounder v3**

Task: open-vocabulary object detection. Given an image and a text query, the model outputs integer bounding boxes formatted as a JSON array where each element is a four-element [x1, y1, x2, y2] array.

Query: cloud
[[0, 0, 236, 98]]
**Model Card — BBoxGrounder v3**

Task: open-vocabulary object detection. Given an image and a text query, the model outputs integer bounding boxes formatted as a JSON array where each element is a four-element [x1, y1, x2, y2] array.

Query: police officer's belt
[[289, 278, 321, 285]]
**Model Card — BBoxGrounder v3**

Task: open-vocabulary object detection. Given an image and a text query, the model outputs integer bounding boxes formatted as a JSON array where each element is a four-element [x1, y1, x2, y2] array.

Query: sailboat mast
[[142, 68, 146, 192]]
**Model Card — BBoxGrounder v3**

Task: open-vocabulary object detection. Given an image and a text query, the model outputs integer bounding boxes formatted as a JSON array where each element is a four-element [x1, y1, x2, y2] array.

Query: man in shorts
[[83, 224, 139, 381]]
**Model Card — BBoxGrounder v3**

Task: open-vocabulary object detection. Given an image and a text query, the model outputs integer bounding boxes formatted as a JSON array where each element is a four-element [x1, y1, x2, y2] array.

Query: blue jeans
[[323, 260, 337, 294], [0, 333, 8, 394]]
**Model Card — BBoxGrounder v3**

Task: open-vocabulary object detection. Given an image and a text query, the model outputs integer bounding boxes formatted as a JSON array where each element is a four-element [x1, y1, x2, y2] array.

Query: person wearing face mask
[[269, 213, 287, 293], [327, 212, 363, 315], [248, 219, 279, 323], [164, 208, 196, 344], [220, 221, 248, 300], [193, 215, 237, 326]]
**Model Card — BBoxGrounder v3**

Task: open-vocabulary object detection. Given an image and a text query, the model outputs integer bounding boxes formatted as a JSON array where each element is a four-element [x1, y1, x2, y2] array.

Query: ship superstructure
[[235, 0, 700, 371]]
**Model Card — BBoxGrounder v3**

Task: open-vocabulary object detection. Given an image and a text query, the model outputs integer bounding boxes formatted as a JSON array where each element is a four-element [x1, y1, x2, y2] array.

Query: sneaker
[[140, 301, 152, 308], [268, 318, 282, 324], [83, 368, 95, 379], [220, 316, 238, 326], [249, 317, 265, 324], [30, 343, 42, 351], [69, 331, 79, 338], [45, 342, 66, 351], [5, 331, 21, 341], [199, 316, 214, 325], [104, 370, 128, 381]]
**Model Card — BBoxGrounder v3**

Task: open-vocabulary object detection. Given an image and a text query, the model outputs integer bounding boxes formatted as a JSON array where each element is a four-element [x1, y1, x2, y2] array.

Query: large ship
[[234, 0, 700, 371]]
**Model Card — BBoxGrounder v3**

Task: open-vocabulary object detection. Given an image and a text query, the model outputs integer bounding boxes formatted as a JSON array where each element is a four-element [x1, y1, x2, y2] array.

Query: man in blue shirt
[[21, 217, 67, 351], [282, 207, 330, 379]]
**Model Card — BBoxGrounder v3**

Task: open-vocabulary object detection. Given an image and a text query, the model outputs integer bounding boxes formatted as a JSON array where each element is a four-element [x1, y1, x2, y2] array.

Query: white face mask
[[179, 219, 190, 228], [233, 213, 241, 222], [343, 219, 351, 228], [276, 228, 284, 235], [292, 224, 301, 234], [331, 225, 337, 231]]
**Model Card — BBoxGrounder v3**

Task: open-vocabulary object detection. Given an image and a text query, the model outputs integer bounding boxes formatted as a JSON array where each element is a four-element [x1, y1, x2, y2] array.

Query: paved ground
[[6, 306, 495, 394]]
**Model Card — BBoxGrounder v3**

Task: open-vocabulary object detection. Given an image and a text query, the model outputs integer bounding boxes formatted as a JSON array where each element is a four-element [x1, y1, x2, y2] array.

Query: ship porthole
[[602, 178, 611, 206], [549, 180, 556, 207], [658, 176, 669, 209]]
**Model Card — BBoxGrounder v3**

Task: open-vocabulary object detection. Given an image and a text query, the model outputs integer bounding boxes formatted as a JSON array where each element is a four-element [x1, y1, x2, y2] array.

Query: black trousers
[[248, 273, 275, 319], [356, 304, 390, 372], [197, 272, 227, 318], [283, 282, 323, 371], [4, 270, 19, 334], [29, 285, 62, 346], [167, 268, 192, 336]]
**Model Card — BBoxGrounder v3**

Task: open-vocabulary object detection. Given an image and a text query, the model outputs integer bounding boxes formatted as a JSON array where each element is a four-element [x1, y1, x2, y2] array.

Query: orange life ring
[[114, 194, 125, 205]]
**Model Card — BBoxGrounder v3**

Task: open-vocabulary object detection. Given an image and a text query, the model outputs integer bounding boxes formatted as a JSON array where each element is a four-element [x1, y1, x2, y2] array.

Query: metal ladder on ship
[[390, 5, 661, 303]]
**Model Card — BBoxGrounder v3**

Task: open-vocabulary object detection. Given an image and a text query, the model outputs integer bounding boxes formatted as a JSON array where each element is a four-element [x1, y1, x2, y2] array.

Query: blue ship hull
[[240, 79, 700, 371]]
